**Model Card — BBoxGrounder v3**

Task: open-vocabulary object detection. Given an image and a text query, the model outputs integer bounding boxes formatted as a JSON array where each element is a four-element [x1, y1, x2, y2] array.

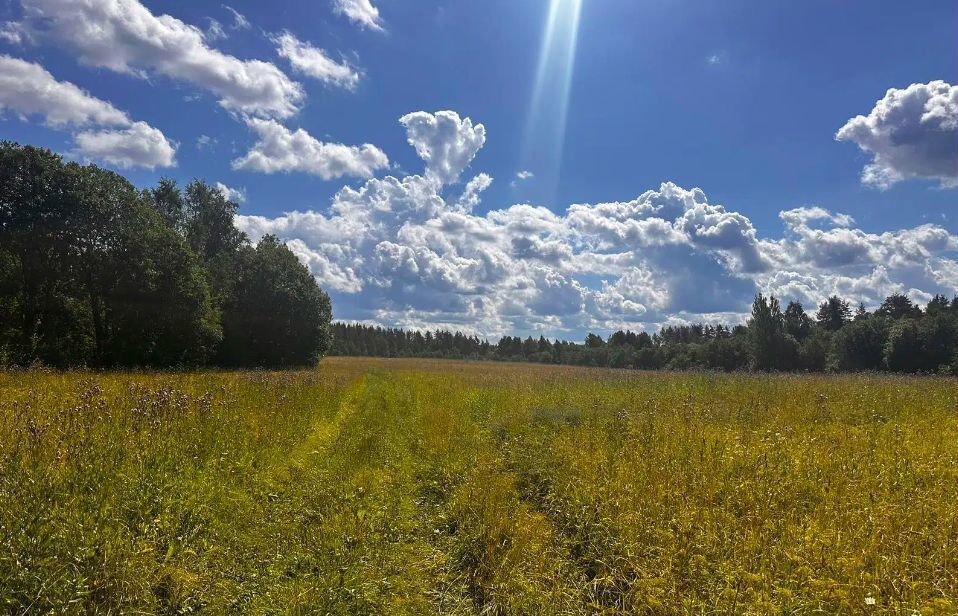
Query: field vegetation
[[2, 358, 956, 614]]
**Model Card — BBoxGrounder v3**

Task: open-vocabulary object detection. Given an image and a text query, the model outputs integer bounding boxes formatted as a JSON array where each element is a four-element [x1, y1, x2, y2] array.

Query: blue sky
[[1, 0, 956, 336]]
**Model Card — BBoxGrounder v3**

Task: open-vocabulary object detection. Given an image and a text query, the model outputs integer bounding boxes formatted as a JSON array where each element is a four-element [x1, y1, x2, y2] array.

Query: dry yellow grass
[[1, 358, 956, 614]]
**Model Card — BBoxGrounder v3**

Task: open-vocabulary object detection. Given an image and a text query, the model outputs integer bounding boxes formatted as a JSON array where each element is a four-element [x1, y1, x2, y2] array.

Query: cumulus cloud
[[932, 260, 958, 289], [769, 266, 904, 308], [16, 0, 303, 119], [0, 55, 175, 168], [274, 31, 360, 90], [837, 81, 958, 189], [0, 55, 130, 127], [779, 206, 855, 230], [456, 173, 493, 211], [332, 0, 383, 31], [215, 182, 246, 203], [73, 121, 176, 168], [772, 206, 957, 271], [594, 267, 669, 318], [758, 206, 957, 308], [232, 118, 389, 180], [232, 110, 957, 337], [400, 111, 486, 184], [675, 200, 768, 272]]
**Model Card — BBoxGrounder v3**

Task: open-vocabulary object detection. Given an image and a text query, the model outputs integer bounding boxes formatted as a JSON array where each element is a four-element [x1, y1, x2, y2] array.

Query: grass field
[[1, 358, 956, 614]]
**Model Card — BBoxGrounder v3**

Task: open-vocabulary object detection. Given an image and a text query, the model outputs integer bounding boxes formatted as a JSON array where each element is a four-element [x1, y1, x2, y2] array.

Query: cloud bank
[[237, 111, 957, 336]]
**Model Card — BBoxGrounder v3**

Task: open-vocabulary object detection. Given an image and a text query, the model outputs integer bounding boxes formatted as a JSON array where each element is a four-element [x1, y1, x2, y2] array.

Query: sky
[[1, 0, 956, 338]]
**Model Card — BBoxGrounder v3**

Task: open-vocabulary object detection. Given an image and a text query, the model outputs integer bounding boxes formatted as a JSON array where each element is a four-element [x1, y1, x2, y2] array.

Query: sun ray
[[522, 0, 584, 205]]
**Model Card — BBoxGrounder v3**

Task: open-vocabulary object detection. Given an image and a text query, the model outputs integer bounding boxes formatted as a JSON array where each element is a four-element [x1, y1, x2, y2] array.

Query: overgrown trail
[[230, 371, 444, 613], [398, 372, 584, 615], [270, 369, 585, 614]]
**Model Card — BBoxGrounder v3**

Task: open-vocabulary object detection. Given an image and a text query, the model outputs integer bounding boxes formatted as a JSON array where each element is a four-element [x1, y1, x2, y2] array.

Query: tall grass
[[1, 359, 955, 614]]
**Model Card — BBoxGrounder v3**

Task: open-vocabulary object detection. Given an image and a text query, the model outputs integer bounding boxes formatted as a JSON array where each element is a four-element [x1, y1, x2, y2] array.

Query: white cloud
[[400, 111, 486, 184], [456, 173, 493, 211], [594, 267, 669, 318], [837, 80, 958, 189], [17, 0, 304, 119], [274, 31, 360, 90], [73, 121, 177, 169], [759, 206, 957, 309], [779, 206, 855, 229], [932, 260, 958, 289], [332, 0, 383, 31], [204, 6, 248, 41], [511, 170, 534, 188], [771, 206, 957, 271], [196, 134, 216, 150], [0, 55, 130, 127], [675, 200, 768, 272], [232, 118, 389, 180], [0, 21, 24, 44], [215, 182, 246, 203], [222, 5, 250, 30], [205, 19, 226, 42], [0, 55, 175, 169], [233, 111, 957, 336]]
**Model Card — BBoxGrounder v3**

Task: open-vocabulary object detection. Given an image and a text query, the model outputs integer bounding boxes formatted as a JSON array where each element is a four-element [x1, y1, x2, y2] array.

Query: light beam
[[521, 0, 583, 205]]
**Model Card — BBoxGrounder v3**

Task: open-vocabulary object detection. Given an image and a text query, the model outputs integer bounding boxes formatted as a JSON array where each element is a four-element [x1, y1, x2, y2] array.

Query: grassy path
[[402, 372, 583, 614], [251, 369, 584, 614]]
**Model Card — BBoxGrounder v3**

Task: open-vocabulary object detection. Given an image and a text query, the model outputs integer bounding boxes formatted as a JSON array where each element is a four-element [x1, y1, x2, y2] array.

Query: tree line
[[0, 142, 331, 368], [331, 293, 958, 374]]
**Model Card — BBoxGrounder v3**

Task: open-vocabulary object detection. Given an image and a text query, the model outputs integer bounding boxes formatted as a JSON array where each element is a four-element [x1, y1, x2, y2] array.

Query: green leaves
[[0, 144, 331, 368], [217, 235, 332, 367]]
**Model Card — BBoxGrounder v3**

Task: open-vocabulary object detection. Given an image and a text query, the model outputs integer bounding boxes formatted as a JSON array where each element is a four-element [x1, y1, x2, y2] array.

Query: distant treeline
[[331, 293, 958, 374], [0, 142, 331, 368]]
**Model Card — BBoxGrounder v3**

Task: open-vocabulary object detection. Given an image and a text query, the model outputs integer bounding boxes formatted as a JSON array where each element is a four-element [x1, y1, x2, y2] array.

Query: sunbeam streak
[[522, 0, 583, 205]]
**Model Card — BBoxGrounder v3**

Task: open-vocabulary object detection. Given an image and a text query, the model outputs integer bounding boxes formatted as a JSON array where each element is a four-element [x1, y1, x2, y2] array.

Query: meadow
[[1, 358, 956, 615]]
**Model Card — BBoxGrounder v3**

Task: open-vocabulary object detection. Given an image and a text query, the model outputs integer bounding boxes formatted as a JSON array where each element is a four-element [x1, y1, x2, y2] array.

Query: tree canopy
[[217, 236, 332, 367], [0, 142, 331, 368]]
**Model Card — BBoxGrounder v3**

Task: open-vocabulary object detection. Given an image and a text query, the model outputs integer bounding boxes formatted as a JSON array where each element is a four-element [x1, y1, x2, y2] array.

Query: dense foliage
[[2, 359, 955, 613], [0, 142, 331, 368], [331, 293, 958, 374]]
